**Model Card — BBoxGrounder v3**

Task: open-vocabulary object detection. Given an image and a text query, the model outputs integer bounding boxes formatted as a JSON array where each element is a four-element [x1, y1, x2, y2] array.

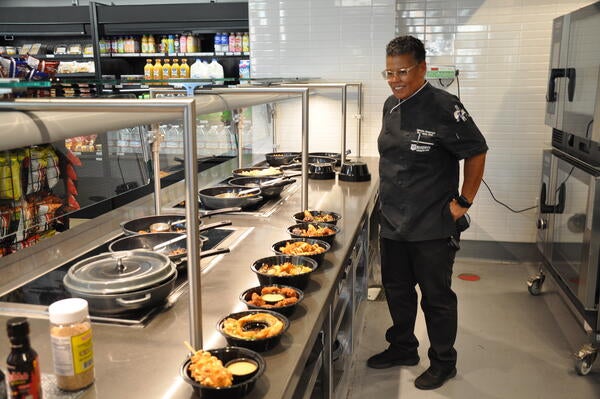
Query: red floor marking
[[458, 273, 480, 282]]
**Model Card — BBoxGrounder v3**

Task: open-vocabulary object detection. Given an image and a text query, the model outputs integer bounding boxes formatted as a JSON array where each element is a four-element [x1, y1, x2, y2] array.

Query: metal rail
[[0, 97, 204, 349]]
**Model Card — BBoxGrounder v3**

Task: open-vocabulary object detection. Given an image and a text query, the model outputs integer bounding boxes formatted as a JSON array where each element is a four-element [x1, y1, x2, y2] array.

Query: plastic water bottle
[[214, 33, 220, 52], [220, 33, 228, 52]]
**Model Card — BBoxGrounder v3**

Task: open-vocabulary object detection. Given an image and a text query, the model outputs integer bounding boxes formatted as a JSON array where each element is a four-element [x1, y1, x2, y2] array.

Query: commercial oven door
[[549, 151, 600, 310], [545, 15, 568, 130]]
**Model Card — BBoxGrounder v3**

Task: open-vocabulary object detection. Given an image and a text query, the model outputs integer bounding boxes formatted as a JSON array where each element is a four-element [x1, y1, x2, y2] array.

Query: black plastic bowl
[[217, 309, 290, 352], [251, 255, 318, 290], [180, 346, 265, 398], [240, 284, 304, 317], [271, 238, 330, 266], [292, 210, 342, 226], [287, 223, 340, 245]]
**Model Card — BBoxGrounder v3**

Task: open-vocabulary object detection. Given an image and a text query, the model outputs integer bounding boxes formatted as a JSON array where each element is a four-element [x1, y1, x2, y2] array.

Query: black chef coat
[[378, 82, 488, 241]]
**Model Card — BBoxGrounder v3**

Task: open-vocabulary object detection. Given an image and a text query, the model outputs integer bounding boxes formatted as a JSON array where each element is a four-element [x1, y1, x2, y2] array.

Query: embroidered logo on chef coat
[[410, 129, 436, 152], [454, 105, 469, 122]]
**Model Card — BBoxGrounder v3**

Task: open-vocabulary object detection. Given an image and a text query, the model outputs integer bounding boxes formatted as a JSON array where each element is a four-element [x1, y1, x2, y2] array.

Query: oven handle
[[546, 68, 565, 103], [566, 67, 576, 102], [540, 182, 566, 214]]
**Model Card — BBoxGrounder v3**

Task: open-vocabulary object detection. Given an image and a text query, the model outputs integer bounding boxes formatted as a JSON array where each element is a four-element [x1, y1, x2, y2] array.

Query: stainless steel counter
[[0, 156, 380, 399]]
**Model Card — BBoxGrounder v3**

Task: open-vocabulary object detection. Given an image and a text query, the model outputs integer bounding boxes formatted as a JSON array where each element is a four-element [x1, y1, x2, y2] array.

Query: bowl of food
[[240, 285, 304, 317], [181, 346, 265, 398], [251, 255, 318, 290], [271, 238, 330, 266], [217, 309, 290, 352], [292, 210, 342, 226], [287, 223, 339, 245]]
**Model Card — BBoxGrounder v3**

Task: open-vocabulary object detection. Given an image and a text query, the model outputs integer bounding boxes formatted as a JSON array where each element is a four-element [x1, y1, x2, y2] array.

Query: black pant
[[380, 237, 458, 370]]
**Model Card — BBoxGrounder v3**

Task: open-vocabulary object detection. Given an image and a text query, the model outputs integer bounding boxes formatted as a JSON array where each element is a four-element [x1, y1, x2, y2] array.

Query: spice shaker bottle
[[6, 317, 43, 399], [48, 298, 94, 391]]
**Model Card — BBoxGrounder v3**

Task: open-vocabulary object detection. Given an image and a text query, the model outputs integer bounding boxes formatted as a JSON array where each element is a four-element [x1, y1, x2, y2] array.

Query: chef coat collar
[[389, 80, 429, 114]]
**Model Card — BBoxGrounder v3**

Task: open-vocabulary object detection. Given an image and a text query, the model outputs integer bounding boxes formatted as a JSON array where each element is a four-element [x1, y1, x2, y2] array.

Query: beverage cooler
[[531, 1, 600, 376]]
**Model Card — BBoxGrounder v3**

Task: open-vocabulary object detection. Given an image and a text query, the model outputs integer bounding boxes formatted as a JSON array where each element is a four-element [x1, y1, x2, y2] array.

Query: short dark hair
[[386, 35, 426, 63]]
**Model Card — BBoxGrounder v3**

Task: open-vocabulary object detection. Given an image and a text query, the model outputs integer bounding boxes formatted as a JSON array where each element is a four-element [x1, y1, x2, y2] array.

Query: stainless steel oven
[[546, 2, 600, 165], [533, 148, 600, 374]]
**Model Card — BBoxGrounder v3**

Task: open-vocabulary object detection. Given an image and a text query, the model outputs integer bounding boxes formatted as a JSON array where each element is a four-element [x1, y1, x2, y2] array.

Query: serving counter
[[0, 155, 380, 399]]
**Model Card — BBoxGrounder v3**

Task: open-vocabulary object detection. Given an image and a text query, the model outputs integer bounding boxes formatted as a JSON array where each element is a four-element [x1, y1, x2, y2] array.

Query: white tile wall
[[249, 0, 594, 243]]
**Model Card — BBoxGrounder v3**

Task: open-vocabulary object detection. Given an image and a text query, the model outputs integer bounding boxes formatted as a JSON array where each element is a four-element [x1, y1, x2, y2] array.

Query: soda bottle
[[171, 58, 180, 78], [6, 317, 42, 399], [180, 58, 190, 78]]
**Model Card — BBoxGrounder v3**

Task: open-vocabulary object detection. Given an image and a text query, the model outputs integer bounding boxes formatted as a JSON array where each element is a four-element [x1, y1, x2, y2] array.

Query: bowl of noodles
[[180, 346, 265, 398]]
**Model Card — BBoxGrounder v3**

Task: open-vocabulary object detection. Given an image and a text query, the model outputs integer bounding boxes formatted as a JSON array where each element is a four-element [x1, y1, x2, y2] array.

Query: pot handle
[[116, 294, 152, 307]]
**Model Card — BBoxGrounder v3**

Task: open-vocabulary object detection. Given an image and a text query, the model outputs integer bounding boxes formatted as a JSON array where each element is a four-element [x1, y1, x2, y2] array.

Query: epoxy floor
[[348, 260, 600, 399]]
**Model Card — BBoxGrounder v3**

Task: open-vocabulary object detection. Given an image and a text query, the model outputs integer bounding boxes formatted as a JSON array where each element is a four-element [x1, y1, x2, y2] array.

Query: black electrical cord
[[481, 178, 538, 213], [585, 119, 593, 138]]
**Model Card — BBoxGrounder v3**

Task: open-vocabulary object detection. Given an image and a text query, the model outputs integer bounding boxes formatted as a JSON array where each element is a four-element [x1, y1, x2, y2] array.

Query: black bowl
[[308, 163, 336, 180], [217, 309, 290, 352], [180, 346, 265, 398], [292, 210, 342, 226], [251, 255, 318, 290], [271, 238, 330, 266], [240, 284, 304, 317], [339, 161, 371, 182], [287, 223, 340, 245]]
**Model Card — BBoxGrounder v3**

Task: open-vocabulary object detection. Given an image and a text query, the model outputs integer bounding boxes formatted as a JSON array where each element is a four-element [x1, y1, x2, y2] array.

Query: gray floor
[[348, 260, 600, 399]]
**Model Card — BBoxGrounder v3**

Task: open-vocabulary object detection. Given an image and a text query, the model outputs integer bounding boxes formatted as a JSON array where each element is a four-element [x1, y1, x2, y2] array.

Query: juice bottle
[[162, 58, 171, 79], [171, 58, 180, 78], [180, 34, 187, 53], [160, 35, 168, 53], [187, 33, 195, 52], [148, 35, 156, 53], [153, 59, 163, 80], [235, 32, 242, 52], [228, 32, 235, 52], [180, 58, 190, 78], [167, 35, 175, 53], [141, 35, 148, 53], [242, 32, 249, 52], [117, 36, 124, 53], [144, 59, 153, 80]]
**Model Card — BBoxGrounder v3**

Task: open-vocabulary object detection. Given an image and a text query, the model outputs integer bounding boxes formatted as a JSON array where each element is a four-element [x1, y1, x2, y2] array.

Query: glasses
[[381, 64, 418, 80]]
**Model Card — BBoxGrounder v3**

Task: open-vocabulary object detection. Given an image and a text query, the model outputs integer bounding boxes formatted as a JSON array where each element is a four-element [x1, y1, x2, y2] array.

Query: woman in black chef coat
[[367, 35, 488, 390]]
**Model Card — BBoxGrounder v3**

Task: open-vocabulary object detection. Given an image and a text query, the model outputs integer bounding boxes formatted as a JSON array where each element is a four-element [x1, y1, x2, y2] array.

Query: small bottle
[[167, 35, 175, 53], [228, 32, 236, 52], [242, 32, 250, 53], [214, 33, 221, 53], [180, 58, 190, 78], [187, 33, 195, 52], [6, 317, 42, 399], [162, 58, 171, 79], [0, 368, 7, 399], [174, 34, 180, 53], [179, 34, 187, 53], [160, 35, 168, 53], [141, 34, 148, 53], [48, 298, 94, 391], [117, 36, 124, 53], [235, 32, 242, 52], [153, 59, 163, 80], [148, 35, 156, 53], [144, 59, 153, 80], [171, 58, 180, 78]]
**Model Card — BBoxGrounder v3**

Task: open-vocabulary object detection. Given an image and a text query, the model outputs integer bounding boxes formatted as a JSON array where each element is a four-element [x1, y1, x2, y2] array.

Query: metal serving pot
[[121, 209, 239, 236], [199, 186, 264, 210], [63, 250, 177, 314]]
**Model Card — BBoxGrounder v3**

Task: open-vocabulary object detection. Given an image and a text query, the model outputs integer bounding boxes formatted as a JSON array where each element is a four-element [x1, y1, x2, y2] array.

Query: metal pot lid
[[63, 250, 175, 295]]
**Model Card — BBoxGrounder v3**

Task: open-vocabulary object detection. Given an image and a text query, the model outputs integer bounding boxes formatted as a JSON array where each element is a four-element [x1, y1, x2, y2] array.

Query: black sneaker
[[414, 366, 457, 390], [366, 348, 419, 369]]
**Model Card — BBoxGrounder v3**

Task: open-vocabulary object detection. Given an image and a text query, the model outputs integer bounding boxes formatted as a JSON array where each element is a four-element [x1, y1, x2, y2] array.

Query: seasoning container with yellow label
[[48, 298, 94, 391]]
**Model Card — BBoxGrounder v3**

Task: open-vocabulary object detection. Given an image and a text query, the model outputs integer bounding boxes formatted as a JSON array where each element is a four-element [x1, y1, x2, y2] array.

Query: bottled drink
[[228, 32, 236, 52], [214, 33, 221, 52], [6, 317, 42, 399], [162, 59, 171, 79], [153, 59, 163, 80], [187, 33, 196, 52], [1, 368, 7, 399], [242, 32, 250, 52], [171, 58, 180, 78], [174, 34, 180, 53], [117, 36, 124, 53], [235, 32, 242, 52], [144, 59, 153, 80], [179, 34, 187, 53], [148, 35, 156, 53], [48, 298, 94, 391], [141, 34, 148, 53], [167, 35, 175, 53], [180, 58, 190, 78], [160, 35, 168, 53]]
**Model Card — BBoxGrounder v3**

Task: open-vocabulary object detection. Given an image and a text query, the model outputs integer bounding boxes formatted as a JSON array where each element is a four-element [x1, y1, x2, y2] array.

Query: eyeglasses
[[381, 64, 418, 79]]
